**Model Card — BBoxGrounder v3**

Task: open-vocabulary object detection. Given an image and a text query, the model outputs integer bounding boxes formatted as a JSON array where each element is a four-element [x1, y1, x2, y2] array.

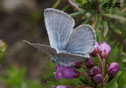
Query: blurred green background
[[0, 0, 126, 88]]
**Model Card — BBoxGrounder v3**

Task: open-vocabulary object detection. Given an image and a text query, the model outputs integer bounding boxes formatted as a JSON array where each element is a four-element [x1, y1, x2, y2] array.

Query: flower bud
[[90, 42, 99, 57], [93, 74, 103, 84], [92, 66, 100, 76], [86, 58, 93, 68], [107, 62, 120, 75], [52, 85, 73, 88], [98, 42, 111, 59], [74, 61, 82, 68], [55, 65, 80, 80], [88, 66, 100, 77], [88, 69, 93, 77]]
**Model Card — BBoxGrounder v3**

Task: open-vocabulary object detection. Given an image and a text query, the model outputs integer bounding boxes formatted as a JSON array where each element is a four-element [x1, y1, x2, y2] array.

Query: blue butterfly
[[24, 8, 96, 66]]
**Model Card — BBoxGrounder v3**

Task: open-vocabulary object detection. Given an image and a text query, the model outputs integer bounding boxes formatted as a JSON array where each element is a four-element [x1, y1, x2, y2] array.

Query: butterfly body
[[24, 8, 96, 66]]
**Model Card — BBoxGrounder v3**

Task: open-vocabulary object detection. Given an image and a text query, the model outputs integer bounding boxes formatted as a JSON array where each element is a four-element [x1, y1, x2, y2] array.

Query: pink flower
[[74, 61, 82, 68], [98, 42, 111, 59], [86, 58, 93, 68], [55, 65, 80, 80], [92, 66, 100, 76], [90, 42, 99, 56], [88, 69, 93, 77], [93, 74, 103, 84], [107, 62, 120, 75]]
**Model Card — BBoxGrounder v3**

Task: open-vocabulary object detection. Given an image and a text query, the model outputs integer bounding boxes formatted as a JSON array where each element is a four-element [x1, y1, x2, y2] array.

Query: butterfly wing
[[23, 40, 83, 66], [44, 8, 75, 52], [23, 40, 57, 61], [56, 53, 84, 66], [65, 24, 96, 57]]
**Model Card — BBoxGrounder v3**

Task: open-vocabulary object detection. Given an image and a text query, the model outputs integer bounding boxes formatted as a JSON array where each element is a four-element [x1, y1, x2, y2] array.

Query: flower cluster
[[52, 42, 120, 88], [54, 65, 80, 80]]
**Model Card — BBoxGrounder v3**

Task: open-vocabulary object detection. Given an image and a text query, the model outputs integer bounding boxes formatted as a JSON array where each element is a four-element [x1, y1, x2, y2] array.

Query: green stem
[[52, 0, 62, 8], [80, 64, 88, 73], [97, 54, 103, 73], [79, 71, 91, 81], [68, 0, 81, 11], [62, 5, 70, 11], [97, 84, 102, 88], [102, 74, 110, 87], [70, 10, 87, 17], [102, 58, 106, 76]]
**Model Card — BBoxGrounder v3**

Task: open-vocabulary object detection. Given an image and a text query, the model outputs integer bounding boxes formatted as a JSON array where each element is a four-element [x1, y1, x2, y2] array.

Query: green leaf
[[106, 71, 122, 88], [118, 70, 126, 88], [103, 21, 108, 37], [108, 46, 119, 63], [113, 29, 122, 35], [105, 14, 126, 22]]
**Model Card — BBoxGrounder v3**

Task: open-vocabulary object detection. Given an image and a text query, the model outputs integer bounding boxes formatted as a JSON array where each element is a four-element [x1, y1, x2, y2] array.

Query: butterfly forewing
[[44, 8, 75, 52], [23, 40, 57, 58]]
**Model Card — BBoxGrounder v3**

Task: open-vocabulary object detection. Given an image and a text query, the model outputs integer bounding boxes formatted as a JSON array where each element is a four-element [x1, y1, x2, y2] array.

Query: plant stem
[[62, 5, 70, 11], [102, 74, 110, 87], [76, 85, 93, 88], [68, 0, 81, 11], [52, 0, 62, 8], [80, 64, 88, 73], [102, 58, 106, 75], [97, 84, 102, 88], [70, 10, 87, 17], [96, 54, 103, 73], [79, 71, 91, 81]]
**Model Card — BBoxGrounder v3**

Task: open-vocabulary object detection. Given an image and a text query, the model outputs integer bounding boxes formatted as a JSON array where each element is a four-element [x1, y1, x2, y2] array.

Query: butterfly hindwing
[[65, 24, 96, 57], [56, 53, 84, 66]]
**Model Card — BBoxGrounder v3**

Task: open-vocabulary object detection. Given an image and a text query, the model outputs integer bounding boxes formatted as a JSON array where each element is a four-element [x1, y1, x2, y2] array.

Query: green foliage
[[0, 0, 126, 87], [118, 70, 126, 88], [0, 40, 7, 63], [106, 71, 121, 88], [1, 66, 26, 87], [0, 66, 42, 88], [75, 0, 88, 5], [47, 0, 126, 87]]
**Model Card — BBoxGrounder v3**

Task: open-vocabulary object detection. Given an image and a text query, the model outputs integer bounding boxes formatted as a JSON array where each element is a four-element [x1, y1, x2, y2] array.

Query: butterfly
[[23, 8, 96, 66]]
